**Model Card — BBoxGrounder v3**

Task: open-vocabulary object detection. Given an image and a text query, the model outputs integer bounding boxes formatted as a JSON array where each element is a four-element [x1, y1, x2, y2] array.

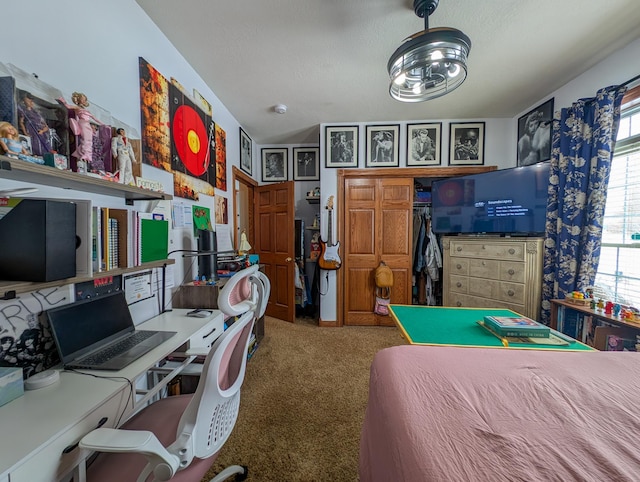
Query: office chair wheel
[[237, 466, 248, 480]]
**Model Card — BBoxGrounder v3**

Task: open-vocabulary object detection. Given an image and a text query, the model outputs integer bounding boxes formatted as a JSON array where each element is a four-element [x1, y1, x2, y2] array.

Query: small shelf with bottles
[[305, 196, 320, 204]]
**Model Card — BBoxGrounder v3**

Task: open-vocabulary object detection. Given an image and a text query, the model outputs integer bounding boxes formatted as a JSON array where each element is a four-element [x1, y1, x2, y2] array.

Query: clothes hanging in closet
[[412, 208, 442, 306]]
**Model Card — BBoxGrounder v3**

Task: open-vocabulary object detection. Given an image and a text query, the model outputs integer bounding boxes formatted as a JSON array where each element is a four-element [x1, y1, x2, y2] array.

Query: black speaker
[[196, 229, 218, 281], [0, 199, 76, 281]]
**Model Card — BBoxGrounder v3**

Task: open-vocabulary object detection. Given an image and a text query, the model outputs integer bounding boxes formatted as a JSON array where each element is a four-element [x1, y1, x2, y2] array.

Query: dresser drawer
[[10, 390, 129, 482], [448, 292, 525, 313], [449, 240, 525, 261], [468, 259, 500, 280], [468, 278, 500, 300], [449, 257, 469, 276], [500, 261, 524, 283], [449, 275, 469, 294], [498, 281, 525, 305]]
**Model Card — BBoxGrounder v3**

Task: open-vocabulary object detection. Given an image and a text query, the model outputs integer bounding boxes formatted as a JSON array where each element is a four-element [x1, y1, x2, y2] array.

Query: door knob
[[285, 257, 293, 262]]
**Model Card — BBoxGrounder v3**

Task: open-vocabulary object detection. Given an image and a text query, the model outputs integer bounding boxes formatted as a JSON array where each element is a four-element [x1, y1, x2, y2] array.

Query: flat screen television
[[431, 162, 550, 236]]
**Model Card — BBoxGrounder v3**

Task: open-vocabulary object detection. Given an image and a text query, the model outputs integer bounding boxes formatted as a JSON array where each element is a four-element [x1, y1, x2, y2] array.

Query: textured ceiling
[[136, 0, 640, 145]]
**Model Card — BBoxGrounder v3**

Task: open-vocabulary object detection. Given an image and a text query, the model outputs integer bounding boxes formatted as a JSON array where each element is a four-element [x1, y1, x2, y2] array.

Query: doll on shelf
[[111, 127, 136, 185], [57, 92, 104, 173], [0, 121, 44, 165]]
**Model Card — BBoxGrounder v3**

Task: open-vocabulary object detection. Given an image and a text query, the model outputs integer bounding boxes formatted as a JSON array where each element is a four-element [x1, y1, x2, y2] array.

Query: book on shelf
[[483, 315, 550, 338]]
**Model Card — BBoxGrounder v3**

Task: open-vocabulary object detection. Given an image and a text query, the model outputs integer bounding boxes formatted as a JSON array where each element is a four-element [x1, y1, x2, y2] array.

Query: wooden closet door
[[343, 177, 413, 326]]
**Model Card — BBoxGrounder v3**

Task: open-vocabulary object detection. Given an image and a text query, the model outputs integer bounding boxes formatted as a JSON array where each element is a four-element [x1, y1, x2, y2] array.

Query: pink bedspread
[[360, 345, 640, 481]]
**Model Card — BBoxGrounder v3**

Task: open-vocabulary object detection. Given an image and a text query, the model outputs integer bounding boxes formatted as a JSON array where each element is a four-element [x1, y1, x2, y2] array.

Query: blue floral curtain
[[540, 85, 626, 325]]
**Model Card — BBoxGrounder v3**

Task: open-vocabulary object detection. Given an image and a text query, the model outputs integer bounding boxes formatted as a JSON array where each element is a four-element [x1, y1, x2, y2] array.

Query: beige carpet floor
[[204, 316, 405, 481]]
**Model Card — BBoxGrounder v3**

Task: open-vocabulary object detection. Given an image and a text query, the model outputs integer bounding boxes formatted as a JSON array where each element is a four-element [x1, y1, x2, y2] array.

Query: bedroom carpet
[[204, 315, 405, 482]]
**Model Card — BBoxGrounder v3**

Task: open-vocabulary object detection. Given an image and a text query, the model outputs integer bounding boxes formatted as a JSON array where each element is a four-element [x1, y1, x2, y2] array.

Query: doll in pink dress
[[57, 92, 104, 173]]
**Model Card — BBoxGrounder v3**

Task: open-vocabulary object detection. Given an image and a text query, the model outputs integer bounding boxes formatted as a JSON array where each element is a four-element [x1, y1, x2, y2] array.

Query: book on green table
[[483, 315, 550, 338], [476, 321, 568, 346]]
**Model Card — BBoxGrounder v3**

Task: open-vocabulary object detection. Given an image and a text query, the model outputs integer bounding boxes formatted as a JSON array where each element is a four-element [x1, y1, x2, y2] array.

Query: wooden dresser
[[442, 236, 544, 320]]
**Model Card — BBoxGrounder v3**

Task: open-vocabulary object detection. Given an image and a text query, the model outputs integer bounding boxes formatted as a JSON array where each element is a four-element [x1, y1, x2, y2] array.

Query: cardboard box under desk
[[0, 199, 76, 282]]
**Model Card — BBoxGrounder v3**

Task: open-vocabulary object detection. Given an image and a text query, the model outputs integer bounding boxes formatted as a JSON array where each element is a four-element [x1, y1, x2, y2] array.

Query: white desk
[[0, 308, 224, 482]]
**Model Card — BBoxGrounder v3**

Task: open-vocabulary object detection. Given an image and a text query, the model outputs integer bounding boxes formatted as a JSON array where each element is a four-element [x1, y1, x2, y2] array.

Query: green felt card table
[[389, 305, 594, 351]]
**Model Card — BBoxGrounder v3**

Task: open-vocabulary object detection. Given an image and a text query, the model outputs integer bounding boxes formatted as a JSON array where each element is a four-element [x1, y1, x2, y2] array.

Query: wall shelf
[[0, 155, 172, 204], [0, 259, 175, 297], [306, 196, 320, 204]]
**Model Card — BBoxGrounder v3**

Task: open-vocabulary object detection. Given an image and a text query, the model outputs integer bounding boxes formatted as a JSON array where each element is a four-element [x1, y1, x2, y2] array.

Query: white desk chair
[[79, 307, 257, 481], [217, 264, 269, 321]]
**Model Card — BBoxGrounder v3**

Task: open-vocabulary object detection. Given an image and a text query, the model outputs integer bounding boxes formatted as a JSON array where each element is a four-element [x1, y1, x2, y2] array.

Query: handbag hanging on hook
[[374, 261, 393, 315]]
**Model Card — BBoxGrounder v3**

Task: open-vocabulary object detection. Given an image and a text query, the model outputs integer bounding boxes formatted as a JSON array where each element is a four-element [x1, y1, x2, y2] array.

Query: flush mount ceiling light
[[388, 0, 471, 102]]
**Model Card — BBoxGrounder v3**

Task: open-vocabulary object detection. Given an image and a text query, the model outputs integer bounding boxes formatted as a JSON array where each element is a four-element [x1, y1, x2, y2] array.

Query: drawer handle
[[456, 301, 462, 307], [456, 246, 462, 252], [508, 248, 515, 254], [201, 326, 218, 340], [456, 282, 462, 288], [62, 416, 109, 454], [508, 269, 515, 275], [507, 289, 515, 297], [456, 264, 462, 270]]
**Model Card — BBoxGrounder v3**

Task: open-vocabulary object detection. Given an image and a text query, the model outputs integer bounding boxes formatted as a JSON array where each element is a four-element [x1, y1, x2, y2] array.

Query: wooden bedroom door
[[342, 176, 413, 326], [255, 181, 296, 322]]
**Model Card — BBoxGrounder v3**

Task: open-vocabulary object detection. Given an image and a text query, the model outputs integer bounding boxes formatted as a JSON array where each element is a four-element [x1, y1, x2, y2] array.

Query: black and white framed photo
[[365, 124, 400, 167], [293, 147, 320, 181], [407, 123, 441, 166], [239, 127, 252, 176], [517, 98, 554, 166], [261, 147, 288, 182], [449, 122, 485, 165], [325, 125, 358, 168], [18, 134, 33, 155]]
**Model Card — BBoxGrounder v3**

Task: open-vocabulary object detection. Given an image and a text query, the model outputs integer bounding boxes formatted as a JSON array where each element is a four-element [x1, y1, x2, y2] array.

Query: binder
[[140, 218, 169, 263]]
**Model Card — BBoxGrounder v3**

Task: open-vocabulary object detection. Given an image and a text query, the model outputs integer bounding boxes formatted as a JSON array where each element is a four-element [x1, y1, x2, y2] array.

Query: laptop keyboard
[[80, 331, 156, 366]]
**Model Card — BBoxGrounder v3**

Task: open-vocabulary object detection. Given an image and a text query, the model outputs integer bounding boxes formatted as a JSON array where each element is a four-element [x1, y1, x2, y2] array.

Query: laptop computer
[[46, 291, 176, 371]]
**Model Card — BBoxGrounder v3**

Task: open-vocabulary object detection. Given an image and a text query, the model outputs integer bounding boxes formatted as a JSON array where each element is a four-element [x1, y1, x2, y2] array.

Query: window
[[594, 88, 640, 309]]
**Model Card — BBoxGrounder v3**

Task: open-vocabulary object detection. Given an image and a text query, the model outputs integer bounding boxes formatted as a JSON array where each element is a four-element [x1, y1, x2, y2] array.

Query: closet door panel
[[343, 177, 412, 326]]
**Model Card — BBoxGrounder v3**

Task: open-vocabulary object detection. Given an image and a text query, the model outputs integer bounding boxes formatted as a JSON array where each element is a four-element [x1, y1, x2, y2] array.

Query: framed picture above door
[[407, 122, 441, 166], [365, 124, 400, 167], [449, 122, 485, 165], [325, 125, 358, 168], [261, 148, 288, 182], [293, 147, 320, 181]]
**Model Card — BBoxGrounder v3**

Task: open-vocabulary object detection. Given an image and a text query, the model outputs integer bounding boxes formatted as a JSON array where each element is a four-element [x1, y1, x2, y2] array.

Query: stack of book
[[482, 315, 550, 338]]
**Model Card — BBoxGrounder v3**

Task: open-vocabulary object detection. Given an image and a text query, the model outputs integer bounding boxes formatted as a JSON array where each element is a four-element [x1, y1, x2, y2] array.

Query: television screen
[[431, 163, 550, 235]]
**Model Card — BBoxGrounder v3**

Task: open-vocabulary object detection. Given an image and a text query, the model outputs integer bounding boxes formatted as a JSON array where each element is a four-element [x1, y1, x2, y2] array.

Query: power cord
[[63, 368, 135, 428]]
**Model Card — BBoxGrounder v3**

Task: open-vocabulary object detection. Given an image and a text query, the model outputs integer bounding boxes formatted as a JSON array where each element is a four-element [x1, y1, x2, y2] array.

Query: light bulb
[[447, 64, 461, 77], [394, 73, 407, 85], [430, 50, 444, 61]]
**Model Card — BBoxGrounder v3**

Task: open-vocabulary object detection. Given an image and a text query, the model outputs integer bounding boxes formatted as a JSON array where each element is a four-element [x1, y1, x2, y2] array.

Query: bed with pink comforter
[[360, 345, 640, 481]]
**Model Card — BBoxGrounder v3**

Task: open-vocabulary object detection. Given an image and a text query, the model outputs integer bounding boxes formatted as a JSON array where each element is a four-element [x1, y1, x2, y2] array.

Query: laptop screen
[[46, 291, 134, 363]]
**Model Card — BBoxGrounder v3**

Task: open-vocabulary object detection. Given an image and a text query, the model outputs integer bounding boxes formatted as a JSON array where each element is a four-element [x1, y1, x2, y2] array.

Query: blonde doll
[[0, 121, 45, 165]]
